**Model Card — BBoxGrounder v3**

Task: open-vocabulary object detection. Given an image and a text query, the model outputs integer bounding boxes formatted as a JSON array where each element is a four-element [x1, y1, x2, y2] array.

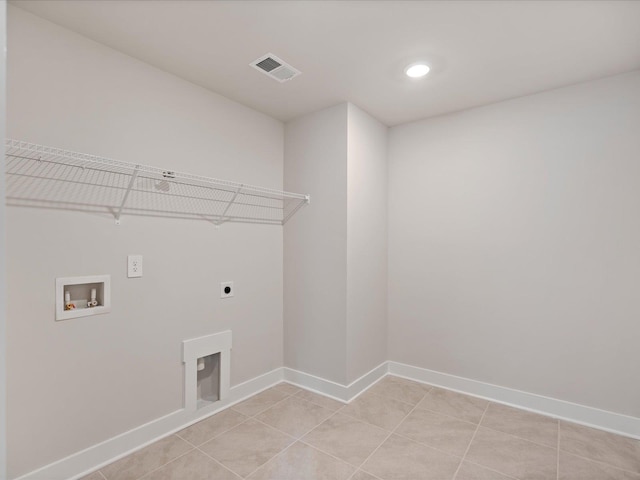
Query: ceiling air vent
[[250, 53, 301, 83]]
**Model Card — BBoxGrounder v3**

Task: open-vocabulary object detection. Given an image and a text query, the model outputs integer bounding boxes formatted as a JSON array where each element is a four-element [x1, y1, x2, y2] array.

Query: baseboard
[[388, 361, 640, 440], [14, 367, 284, 480], [283, 362, 388, 402], [15, 360, 640, 480]]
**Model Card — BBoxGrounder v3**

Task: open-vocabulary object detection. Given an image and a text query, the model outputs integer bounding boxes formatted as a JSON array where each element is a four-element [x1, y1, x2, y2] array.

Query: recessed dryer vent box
[[55, 275, 111, 321], [197, 352, 221, 409], [183, 330, 231, 412]]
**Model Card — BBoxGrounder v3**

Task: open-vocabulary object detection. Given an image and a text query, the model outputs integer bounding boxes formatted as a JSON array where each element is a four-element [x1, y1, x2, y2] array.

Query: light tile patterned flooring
[[83, 376, 640, 480]]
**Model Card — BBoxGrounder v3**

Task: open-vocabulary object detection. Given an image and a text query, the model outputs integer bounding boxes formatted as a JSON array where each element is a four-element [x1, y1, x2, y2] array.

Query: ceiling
[[10, 0, 640, 126]]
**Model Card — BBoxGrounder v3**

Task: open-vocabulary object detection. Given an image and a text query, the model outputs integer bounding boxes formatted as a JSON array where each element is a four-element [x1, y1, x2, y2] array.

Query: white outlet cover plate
[[128, 255, 143, 278], [220, 281, 234, 298]]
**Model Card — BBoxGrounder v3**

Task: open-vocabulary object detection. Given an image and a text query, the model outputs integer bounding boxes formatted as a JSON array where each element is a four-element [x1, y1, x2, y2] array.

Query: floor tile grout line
[[297, 408, 410, 469], [266, 385, 562, 454], [294, 389, 348, 410], [249, 397, 341, 440], [336, 391, 487, 451], [299, 438, 357, 466], [368, 379, 434, 406], [476, 421, 559, 451], [353, 391, 429, 476], [135, 445, 196, 480], [104, 381, 640, 480], [309, 407, 389, 439], [283, 393, 344, 415], [405, 399, 485, 426], [395, 397, 562, 452], [206, 406, 640, 480], [250, 416, 310, 442], [270, 386, 318, 408], [452, 402, 490, 480], [317, 390, 553, 472], [228, 391, 640, 480], [195, 446, 245, 479], [296, 376, 636, 461], [461, 459, 520, 480], [346, 468, 385, 480], [478, 403, 561, 450], [559, 450, 640, 477], [348, 428, 394, 476], [296, 439, 363, 475], [391, 376, 585, 432], [557, 419, 640, 476], [200, 413, 301, 478], [174, 432, 198, 448], [296, 398, 468, 471], [389, 430, 468, 461], [357, 388, 417, 409], [234, 386, 298, 418], [336, 400, 418, 431], [240, 409, 346, 479], [198, 416, 259, 449], [175, 411, 250, 448], [201, 440, 277, 479], [364, 470, 385, 480]]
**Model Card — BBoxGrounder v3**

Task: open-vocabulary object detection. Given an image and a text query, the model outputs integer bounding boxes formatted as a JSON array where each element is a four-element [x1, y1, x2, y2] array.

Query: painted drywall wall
[[284, 103, 349, 384], [346, 104, 388, 383], [7, 6, 284, 478], [388, 71, 640, 418], [0, 2, 7, 478], [284, 103, 388, 385]]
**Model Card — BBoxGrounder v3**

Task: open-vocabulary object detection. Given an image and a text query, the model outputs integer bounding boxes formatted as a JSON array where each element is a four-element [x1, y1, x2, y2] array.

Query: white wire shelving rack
[[4, 139, 310, 226]]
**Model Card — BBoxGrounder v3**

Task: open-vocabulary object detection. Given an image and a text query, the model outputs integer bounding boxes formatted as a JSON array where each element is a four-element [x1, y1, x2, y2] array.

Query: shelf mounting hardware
[[216, 184, 244, 226], [114, 166, 140, 225]]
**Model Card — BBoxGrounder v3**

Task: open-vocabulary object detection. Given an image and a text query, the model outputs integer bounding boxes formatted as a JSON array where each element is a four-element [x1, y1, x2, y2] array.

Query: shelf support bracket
[[215, 184, 243, 226], [115, 167, 140, 225], [282, 195, 310, 225]]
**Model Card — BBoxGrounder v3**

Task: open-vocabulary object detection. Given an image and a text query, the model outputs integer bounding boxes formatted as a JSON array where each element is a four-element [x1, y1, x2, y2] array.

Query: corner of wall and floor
[[6, 5, 640, 480], [6, 6, 285, 479], [386, 69, 640, 427]]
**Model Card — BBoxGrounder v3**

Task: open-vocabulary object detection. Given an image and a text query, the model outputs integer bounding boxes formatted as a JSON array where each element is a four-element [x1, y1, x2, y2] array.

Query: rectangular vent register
[[250, 53, 301, 82]]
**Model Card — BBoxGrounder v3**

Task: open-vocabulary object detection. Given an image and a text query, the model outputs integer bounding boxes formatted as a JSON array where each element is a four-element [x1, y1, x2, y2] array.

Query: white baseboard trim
[[15, 360, 640, 480], [283, 362, 388, 402], [15, 367, 284, 480], [388, 361, 640, 440]]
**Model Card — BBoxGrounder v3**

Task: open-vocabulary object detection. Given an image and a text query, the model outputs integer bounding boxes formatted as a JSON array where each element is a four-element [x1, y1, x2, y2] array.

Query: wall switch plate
[[128, 255, 143, 278], [220, 281, 234, 298]]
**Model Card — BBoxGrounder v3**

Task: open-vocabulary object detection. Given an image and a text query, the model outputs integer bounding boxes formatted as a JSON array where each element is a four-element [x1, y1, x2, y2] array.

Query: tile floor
[[83, 376, 640, 480]]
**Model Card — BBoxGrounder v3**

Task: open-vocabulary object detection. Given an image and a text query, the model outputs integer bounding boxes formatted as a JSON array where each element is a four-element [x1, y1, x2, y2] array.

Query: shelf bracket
[[114, 166, 140, 225], [281, 195, 311, 225], [215, 184, 244, 226]]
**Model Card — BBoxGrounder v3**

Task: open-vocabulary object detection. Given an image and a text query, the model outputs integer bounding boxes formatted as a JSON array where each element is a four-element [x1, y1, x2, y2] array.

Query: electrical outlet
[[220, 281, 234, 298], [128, 255, 143, 278]]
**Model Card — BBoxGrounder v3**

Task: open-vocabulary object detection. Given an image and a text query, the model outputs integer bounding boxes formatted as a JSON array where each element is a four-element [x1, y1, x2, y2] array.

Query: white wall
[[388, 71, 640, 418], [7, 7, 284, 478], [0, 2, 7, 478], [346, 104, 387, 383], [284, 104, 348, 384], [284, 103, 388, 385]]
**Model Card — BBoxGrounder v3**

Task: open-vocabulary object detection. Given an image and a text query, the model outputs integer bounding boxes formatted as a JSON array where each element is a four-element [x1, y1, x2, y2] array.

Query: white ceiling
[[11, 0, 640, 126]]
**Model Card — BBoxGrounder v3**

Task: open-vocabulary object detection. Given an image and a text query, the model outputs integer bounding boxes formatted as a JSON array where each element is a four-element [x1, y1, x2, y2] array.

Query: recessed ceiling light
[[405, 63, 430, 78]]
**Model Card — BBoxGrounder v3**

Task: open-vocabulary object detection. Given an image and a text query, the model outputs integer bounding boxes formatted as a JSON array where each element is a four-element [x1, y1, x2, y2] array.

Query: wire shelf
[[4, 139, 310, 226]]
